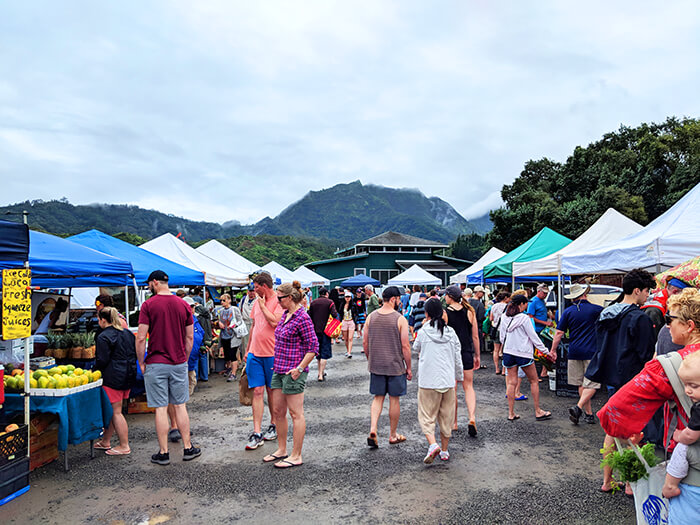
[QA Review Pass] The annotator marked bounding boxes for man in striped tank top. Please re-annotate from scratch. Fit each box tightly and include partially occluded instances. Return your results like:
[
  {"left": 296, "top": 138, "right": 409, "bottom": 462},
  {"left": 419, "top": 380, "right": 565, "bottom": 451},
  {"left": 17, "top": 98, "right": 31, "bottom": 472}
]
[{"left": 363, "top": 286, "right": 412, "bottom": 448}]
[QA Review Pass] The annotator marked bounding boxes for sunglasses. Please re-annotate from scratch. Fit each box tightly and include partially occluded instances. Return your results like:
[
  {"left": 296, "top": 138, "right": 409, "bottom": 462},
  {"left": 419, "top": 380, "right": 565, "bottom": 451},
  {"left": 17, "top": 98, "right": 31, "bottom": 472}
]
[
  {"left": 277, "top": 295, "right": 290, "bottom": 301},
  {"left": 665, "top": 314, "right": 679, "bottom": 325}
]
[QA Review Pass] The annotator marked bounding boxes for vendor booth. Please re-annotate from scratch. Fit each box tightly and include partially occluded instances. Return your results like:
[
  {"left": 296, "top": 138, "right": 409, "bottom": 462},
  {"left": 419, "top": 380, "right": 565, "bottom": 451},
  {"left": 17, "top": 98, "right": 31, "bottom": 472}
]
[
  {"left": 261, "top": 261, "right": 298, "bottom": 285},
  {"left": 561, "top": 182, "right": 700, "bottom": 274},
  {"left": 450, "top": 247, "right": 506, "bottom": 285},
  {"left": 340, "top": 274, "right": 380, "bottom": 288},
  {"left": 140, "top": 233, "right": 248, "bottom": 286},
  {"left": 293, "top": 265, "right": 330, "bottom": 287},
  {"left": 388, "top": 264, "right": 441, "bottom": 286},
  {"left": 195, "top": 240, "right": 260, "bottom": 275}
]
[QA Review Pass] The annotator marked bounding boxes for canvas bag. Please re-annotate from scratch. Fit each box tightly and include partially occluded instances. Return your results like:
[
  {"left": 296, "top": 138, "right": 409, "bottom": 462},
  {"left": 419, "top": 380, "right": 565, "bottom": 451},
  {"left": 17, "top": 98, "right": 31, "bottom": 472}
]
[
  {"left": 324, "top": 315, "right": 341, "bottom": 338},
  {"left": 239, "top": 365, "right": 254, "bottom": 406}
]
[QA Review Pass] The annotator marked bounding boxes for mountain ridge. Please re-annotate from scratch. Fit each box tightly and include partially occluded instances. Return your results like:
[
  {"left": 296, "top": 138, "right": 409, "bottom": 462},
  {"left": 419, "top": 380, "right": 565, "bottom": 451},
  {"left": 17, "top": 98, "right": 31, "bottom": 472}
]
[{"left": 1, "top": 182, "right": 491, "bottom": 244}]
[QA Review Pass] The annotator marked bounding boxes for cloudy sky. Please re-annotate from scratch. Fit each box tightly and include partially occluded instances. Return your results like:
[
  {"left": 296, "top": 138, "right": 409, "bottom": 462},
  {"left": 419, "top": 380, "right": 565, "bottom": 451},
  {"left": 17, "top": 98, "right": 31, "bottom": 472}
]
[{"left": 1, "top": 1, "right": 698, "bottom": 224}]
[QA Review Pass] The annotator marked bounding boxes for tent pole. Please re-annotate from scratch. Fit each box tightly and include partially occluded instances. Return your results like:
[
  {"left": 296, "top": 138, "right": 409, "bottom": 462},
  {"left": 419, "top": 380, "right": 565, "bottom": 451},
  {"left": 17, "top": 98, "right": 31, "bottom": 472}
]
[
  {"left": 133, "top": 277, "right": 142, "bottom": 307},
  {"left": 124, "top": 282, "right": 130, "bottom": 328},
  {"left": 557, "top": 254, "right": 563, "bottom": 323}
]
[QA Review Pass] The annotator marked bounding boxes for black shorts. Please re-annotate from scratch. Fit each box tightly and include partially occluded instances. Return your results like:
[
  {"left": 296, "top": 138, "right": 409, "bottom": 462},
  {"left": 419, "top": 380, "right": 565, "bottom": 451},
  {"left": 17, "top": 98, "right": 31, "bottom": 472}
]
[
  {"left": 221, "top": 338, "right": 239, "bottom": 361},
  {"left": 461, "top": 350, "right": 474, "bottom": 371}
]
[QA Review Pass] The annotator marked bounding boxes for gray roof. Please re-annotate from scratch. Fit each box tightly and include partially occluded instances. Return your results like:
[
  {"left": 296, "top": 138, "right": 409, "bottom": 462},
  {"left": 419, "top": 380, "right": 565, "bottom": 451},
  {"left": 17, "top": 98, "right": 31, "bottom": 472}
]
[{"left": 356, "top": 231, "right": 448, "bottom": 248}]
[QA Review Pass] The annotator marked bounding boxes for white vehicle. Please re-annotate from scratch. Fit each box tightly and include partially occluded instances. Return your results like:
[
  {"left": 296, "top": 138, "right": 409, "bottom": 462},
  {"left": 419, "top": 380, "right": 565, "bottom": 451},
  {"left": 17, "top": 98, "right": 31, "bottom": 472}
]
[{"left": 545, "top": 284, "right": 622, "bottom": 309}]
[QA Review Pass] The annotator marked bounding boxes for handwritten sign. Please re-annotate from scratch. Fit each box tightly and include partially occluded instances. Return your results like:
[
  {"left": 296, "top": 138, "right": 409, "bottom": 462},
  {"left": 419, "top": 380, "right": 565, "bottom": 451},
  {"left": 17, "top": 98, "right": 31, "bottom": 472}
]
[{"left": 2, "top": 269, "right": 32, "bottom": 340}]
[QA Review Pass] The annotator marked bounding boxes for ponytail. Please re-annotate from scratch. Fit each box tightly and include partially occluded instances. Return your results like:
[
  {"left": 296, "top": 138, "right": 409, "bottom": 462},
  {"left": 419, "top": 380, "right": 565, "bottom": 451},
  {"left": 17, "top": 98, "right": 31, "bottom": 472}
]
[{"left": 98, "top": 306, "right": 123, "bottom": 331}]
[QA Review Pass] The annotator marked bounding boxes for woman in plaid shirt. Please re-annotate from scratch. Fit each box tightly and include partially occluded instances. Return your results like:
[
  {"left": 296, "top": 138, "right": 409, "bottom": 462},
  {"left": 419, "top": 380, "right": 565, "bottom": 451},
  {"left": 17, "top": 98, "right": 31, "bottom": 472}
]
[{"left": 263, "top": 280, "right": 318, "bottom": 468}]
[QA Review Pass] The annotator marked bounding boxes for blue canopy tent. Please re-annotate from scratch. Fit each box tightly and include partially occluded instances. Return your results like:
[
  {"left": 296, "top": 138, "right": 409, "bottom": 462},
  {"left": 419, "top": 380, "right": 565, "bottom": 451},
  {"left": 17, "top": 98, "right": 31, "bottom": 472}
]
[
  {"left": 0, "top": 230, "right": 134, "bottom": 289},
  {"left": 340, "top": 273, "right": 380, "bottom": 287},
  {"left": 0, "top": 219, "right": 29, "bottom": 262},
  {"left": 67, "top": 230, "right": 205, "bottom": 286}
]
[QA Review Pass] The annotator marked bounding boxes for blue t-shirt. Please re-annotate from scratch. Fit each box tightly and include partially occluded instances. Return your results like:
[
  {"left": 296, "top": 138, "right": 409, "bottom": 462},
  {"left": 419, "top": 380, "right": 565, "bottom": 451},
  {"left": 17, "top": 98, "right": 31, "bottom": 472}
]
[
  {"left": 527, "top": 296, "right": 548, "bottom": 333},
  {"left": 557, "top": 300, "right": 603, "bottom": 360}
]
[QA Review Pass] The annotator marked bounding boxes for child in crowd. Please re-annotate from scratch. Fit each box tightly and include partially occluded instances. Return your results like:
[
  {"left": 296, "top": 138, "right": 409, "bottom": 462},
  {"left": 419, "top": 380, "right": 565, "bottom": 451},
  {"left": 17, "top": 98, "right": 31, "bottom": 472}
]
[
  {"left": 662, "top": 350, "right": 700, "bottom": 502},
  {"left": 413, "top": 298, "right": 463, "bottom": 464}
]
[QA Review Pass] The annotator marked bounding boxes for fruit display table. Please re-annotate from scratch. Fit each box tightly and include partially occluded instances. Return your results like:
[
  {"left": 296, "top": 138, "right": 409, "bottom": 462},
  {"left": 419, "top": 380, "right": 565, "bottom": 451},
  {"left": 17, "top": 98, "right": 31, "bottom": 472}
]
[{"left": 4, "top": 388, "right": 112, "bottom": 471}]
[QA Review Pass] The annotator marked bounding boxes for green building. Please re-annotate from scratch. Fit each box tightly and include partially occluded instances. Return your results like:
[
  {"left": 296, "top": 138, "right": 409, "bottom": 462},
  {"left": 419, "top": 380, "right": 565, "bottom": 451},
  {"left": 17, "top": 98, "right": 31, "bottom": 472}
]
[{"left": 306, "top": 231, "right": 471, "bottom": 286}]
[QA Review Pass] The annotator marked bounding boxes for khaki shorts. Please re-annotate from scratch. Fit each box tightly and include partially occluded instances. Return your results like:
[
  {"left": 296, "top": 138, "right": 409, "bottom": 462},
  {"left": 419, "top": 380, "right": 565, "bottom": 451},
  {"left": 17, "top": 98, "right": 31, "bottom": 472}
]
[
  {"left": 270, "top": 371, "right": 307, "bottom": 395},
  {"left": 567, "top": 359, "right": 600, "bottom": 389},
  {"left": 417, "top": 387, "right": 456, "bottom": 438}
]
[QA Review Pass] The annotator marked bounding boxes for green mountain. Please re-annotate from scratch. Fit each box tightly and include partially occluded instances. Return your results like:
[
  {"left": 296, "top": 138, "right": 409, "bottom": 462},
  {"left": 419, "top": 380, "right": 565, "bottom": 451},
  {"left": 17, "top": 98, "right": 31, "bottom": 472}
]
[
  {"left": 1, "top": 182, "right": 490, "bottom": 245},
  {"left": 249, "top": 181, "right": 489, "bottom": 243}
]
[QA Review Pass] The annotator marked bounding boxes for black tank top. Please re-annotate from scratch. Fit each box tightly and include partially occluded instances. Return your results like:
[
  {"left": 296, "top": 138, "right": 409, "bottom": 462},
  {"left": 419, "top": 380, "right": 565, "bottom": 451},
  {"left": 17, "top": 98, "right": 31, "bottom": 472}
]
[{"left": 446, "top": 306, "right": 472, "bottom": 353}]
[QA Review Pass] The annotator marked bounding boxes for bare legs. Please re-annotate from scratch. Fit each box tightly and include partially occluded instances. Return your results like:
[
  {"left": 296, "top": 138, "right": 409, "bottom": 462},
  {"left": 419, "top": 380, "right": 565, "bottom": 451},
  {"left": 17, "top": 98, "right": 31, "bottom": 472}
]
[
  {"left": 369, "top": 395, "right": 402, "bottom": 442},
  {"left": 343, "top": 326, "right": 355, "bottom": 356},
  {"left": 269, "top": 390, "right": 306, "bottom": 465},
  {"left": 454, "top": 369, "right": 476, "bottom": 428},
  {"left": 317, "top": 358, "right": 327, "bottom": 380},
  {"left": 252, "top": 385, "right": 275, "bottom": 434},
  {"left": 505, "top": 364, "right": 547, "bottom": 418},
  {"left": 576, "top": 386, "right": 597, "bottom": 415},
  {"left": 98, "top": 400, "right": 130, "bottom": 452},
  {"left": 493, "top": 343, "right": 502, "bottom": 374}
]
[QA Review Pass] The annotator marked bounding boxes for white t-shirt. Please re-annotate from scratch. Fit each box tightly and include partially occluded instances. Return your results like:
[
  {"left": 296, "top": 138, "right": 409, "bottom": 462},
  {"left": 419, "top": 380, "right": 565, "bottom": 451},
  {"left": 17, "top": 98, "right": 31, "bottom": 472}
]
[{"left": 410, "top": 292, "right": 422, "bottom": 307}]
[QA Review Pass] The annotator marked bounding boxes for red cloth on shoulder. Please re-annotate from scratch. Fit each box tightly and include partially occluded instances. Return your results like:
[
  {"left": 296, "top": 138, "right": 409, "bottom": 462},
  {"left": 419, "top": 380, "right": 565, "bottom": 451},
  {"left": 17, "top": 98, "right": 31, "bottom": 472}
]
[{"left": 597, "top": 343, "right": 700, "bottom": 439}]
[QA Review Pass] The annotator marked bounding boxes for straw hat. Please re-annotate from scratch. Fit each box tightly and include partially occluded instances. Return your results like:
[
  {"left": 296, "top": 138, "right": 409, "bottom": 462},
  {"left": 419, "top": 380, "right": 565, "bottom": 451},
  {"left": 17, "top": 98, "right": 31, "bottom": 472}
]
[{"left": 564, "top": 283, "right": 590, "bottom": 300}]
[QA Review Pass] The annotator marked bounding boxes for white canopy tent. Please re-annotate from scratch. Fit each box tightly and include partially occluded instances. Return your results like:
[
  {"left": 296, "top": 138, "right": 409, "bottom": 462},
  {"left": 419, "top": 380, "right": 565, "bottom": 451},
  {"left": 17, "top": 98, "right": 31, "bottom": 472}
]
[
  {"left": 140, "top": 234, "right": 249, "bottom": 286},
  {"left": 195, "top": 239, "right": 260, "bottom": 274},
  {"left": 388, "top": 264, "right": 441, "bottom": 286},
  {"left": 562, "top": 183, "right": 700, "bottom": 274},
  {"left": 450, "top": 247, "right": 507, "bottom": 284},
  {"left": 293, "top": 265, "right": 330, "bottom": 287},
  {"left": 261, "top": 261, "right": 298, "bottom": 285},
  {"left": 512, "top": 209, "right": 643, "bottom": 277}
]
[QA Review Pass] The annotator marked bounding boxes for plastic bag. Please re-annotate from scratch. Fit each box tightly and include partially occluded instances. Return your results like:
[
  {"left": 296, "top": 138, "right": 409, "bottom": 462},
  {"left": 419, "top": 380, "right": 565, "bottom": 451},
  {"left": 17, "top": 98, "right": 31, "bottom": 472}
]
[{"left": 628, "top": 442, "right": 669, "bottom": 525}]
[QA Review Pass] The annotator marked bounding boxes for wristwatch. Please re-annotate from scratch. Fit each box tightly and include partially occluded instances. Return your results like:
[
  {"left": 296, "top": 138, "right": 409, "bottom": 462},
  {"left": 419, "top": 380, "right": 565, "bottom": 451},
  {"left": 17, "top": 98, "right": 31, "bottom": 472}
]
[{"left": 296, "top": 366, "right": 304, "bottom": 373}]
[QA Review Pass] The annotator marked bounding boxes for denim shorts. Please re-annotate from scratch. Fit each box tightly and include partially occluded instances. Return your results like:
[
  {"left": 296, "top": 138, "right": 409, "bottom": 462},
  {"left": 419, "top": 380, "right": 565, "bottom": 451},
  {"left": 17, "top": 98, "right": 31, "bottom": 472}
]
[
  {"left": 144, "top": 362, "right": 189, "bottom": 408},
  {"left": 316, "top": 333, "right": 332, "bottom": 360},
  {"left": 369, "top": 373, "right": 407, "bottom": 397},
  {"left": 246, "top": 354, "right": 274, "bottom": 388},
  {"left": 502, "top": 354, "right": 534, "bottom": 369}
]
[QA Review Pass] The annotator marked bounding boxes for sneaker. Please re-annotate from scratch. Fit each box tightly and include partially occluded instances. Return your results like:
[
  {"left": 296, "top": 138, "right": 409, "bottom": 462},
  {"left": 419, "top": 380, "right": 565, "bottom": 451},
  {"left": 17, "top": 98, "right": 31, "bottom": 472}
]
[
  {"left": 346, "top": 353, "right": 352, "bottom": 359},
  {"left": 245, "top": 433, "right": 264, "bottom": 450},
  {"left": 584, "top": 413, "right": 596, "bottom": 425},
  {"left": 423, "top": 443, "right": 441, "bottom": 464},
  {"left": 183, "top": 446, "right": 201, "bottom": 461},
  {"left": 262, "top": 424, "right": 277, "bottom": 441},
  {"left": 226, "top": 373, "right": 236, "bottom": 382},
  {"left": 569, "top": 405, "right": 583, "bottom": 425},
  {"left": 168, "top": 429, "right": 181, "bottom": 443},
  {"left": 151, "top": 451, "right": 170, "bottom": 465},
  {"left": 439, "top": 450, "right": 450, "bottom": 461}
]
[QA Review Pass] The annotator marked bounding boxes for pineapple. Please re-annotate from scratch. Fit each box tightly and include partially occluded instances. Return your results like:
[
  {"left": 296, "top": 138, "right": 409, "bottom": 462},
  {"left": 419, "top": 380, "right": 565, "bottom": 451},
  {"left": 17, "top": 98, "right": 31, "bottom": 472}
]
[
  {"left": 82, "top": 332, "right": 96, "bottom": 359},
  {"left": 70, "top": 333, "right": 84, "bottom": 360},
  {"left": 44, "top": 333, "right": 57, "bottom": 357}
]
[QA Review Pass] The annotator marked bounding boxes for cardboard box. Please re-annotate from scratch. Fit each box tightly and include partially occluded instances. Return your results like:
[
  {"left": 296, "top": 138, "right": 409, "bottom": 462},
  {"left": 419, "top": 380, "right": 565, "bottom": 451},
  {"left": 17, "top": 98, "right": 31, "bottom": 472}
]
[
  {"left": 30, "top": 428, "right": 58, "bottom": 451},
  {"left": 29, "top": 414, "right": 57, "bottom": 436},
  {"left": 126, "top": 401, "right": 155, "bottom": 414},
  {"left": 30, "top": 444, "right": 58, "bottom": 471}
]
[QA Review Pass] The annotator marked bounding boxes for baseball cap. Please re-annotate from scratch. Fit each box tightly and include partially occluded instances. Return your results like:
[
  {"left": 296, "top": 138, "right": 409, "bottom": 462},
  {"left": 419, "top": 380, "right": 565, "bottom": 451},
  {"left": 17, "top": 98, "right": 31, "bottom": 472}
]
[
  {"left": 473, "top": 285, "right": 485, "bottom": 293},
  {"left": 247, "top": 283, "right": 255, "bottom": 291},
  {"left": 147, "top": 270, "right": 169, "bottom": 282},
  {"left": 382, "top": 286, "right": 402, "bottom": 301},
  {"left": 445, "top": 285, "right": 463, "bottom": 302},
  {"left": 344, "top": 291, "right": 353, "bottom": 297},
  {"left": 182, "top": 296, "right": 196, "bottom": 306}
]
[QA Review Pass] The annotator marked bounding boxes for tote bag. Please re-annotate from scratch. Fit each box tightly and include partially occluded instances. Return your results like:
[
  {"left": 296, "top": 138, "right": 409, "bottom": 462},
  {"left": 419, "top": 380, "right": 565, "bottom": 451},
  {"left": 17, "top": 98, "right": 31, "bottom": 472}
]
[{"left": 324, "top": 316, "right": 342, "bottom": 338}]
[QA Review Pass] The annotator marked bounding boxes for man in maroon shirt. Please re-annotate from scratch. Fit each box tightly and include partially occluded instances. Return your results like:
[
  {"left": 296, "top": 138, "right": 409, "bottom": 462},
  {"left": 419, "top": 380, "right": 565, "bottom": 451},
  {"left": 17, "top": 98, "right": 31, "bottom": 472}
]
[
  {"left": 308, "top": 288, "right": 338, "bottom": 381},
  {"left": 136, "top": 270, "right": 201, "bottom": 465}
]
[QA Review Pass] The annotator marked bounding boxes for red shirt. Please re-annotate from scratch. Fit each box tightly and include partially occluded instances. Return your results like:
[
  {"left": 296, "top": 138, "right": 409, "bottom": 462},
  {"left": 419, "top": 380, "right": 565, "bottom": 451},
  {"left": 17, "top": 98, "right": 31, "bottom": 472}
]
[
  {"left": 598, "top": 343, "right": 700, "bottom": 439},
  {"left": 138, "top": 295, "right": 193, "bottom": 365}
]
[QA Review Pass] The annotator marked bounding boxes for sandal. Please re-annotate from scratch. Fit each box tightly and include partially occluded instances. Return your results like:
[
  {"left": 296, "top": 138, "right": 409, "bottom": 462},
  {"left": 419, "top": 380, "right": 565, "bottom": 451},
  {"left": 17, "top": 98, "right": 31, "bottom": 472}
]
[
  {"left": 274, "top": 459, "right": 302, "bottom": 468},
  {"left": 263, "top": 453, "right": 289, "bottom": 463},
  {"left": 94, "top": 442, "right": 111, "bottom": 450},
  {"left": 105, "top": 448, "right": 130, "bottom": 456},
  {"left": 389, "top": 434, "right": 407, "bottom": 445},
  {"left": 507, "top": 415, "right": 520, "bottom": 421},
  {"left": 535, "top": 411, "right": 553, "bottom": 421},
  {"left": 367, "top": 432, "right": 379, "bottom": 449}
]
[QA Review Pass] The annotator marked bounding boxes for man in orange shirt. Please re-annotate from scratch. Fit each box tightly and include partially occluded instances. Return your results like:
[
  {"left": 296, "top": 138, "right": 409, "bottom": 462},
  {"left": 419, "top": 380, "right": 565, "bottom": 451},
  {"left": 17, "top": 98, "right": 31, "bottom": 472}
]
[{"left": 244, "top": 271, "right": 284, "bottom": 450}]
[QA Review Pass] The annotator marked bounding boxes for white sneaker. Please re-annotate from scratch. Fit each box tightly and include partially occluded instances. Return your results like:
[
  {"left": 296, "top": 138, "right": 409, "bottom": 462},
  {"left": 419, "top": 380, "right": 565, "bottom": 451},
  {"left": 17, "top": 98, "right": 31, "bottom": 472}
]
[
  {"left": 423, "top": 443, "right": 441, "bottom": 464},
  {"left": 439, "top": 450, "right": 450, "bottom": 461}
]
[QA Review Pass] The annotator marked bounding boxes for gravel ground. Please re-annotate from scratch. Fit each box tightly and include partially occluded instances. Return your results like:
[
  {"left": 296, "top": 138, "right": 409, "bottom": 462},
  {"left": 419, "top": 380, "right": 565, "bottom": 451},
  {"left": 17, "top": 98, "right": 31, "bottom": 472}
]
[{"left": 2, "top": 339, "right": 636, "bottom": 524}]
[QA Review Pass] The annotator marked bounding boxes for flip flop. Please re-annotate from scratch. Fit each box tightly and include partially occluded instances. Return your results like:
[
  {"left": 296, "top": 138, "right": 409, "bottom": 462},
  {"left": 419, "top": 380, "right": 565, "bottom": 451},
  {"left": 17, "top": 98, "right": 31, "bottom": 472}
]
[
  {"left": 263, "top": 453, "right": 288, "bottom": 463},
  {"left": 105, "top": 448, "right": 130, "bottom": 455},
  {"left": 389, "top": 434, "right": 407, "bottom": 445},
  {"left": 516, "top": 395, "right": 528, "bottom": 401},
  {"left": 508, "top": 415, "right": 520, "bottom": 421},
  {"left": 535, "top": 412, "right": 553, "bottom": 421},
  {"left": 93, "top": 442, "right": 111, "bottom": 450},
  {"left": 367, "top": 432, "right": 379, "bottom": 449},
  {"left": 274, "top": 459, "right": 302, "bottom": 469}
]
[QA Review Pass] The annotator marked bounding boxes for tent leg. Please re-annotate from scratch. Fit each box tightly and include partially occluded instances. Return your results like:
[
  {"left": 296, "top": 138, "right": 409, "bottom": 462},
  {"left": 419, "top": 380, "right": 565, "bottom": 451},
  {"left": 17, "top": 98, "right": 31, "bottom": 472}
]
[{"left": 124, "top": 283, "right": 130, "bottom": 327}]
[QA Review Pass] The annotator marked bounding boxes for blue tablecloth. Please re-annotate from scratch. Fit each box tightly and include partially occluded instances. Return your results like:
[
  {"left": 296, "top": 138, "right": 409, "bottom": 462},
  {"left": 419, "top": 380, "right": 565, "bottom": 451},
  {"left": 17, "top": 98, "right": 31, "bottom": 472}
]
[{"left": 4, "top": 388, "right": 113, "bottom": 451}]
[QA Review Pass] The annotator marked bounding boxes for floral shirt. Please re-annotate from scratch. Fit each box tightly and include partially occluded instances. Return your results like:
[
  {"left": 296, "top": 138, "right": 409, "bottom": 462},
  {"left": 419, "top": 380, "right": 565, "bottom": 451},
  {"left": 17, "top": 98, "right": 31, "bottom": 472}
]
[
  {"left": 273, "top": 307, "right": 318, "bottom": 374},
  {"left": 598, "top": 343, "right": 700, "bottom": 439}
]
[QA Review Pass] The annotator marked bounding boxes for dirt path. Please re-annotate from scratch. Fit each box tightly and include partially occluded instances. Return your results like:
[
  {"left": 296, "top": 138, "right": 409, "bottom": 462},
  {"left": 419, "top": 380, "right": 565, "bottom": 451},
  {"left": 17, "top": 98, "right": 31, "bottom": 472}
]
[{"left": 2, "top": 339, "right": 636, "bottom": 524}]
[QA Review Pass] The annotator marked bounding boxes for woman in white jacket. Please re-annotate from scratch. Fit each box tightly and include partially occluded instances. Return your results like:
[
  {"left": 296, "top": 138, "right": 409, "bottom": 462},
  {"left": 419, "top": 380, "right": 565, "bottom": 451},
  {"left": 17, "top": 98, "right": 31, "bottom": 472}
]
[
  {"left": 414, "top": 298, "right": 464, "bottom": 464},
  {"left": 499, "top": 294, "right": 552, "bottom": 422}
]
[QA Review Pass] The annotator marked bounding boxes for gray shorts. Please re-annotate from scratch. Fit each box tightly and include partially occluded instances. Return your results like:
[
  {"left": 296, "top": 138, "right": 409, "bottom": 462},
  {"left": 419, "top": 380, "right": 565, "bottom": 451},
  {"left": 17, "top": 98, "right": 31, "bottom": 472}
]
[{"left": 144, "top": 362, "right": 189, "bottom": 408}]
